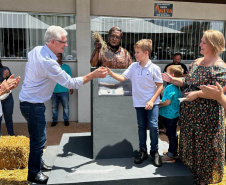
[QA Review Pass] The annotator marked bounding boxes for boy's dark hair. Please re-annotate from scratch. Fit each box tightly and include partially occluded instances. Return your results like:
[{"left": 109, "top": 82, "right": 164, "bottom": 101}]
[
  {"left": 167, "top": 65, "right": 183, "bottom": 77},
  {"left": 173, "top": 52, "right": 182, "bottom": 58},
  {"left": 134, "top": 39, "right": 152, "bottom": 55},
  {"left": 108, "top": 27, "right": 123, "bottom": 38}
]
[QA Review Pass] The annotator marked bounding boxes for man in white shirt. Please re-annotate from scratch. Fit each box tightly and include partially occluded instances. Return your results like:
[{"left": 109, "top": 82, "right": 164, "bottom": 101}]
[{"left": 19, "top": 25, "right": 107, "bottom": 184}]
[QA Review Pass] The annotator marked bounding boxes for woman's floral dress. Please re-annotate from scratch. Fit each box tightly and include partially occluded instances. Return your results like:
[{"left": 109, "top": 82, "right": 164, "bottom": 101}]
[{"left": 179, "top": 61, "right": 226, "bottom": 184}]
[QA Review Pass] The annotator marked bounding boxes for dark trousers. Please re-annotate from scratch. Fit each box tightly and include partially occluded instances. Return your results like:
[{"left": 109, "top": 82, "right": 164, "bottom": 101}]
[
  {"left": 0, "top": 93, "right": 14, "bottom": 135},
  {"left": 135, "top": 105, "right": 159, "bottom": 152},
  {"left": 20, "top": 101, "right": 46, "bottom": 175},
  {"left": 162, "top": 116, "right": 179, "bottom": 157}
]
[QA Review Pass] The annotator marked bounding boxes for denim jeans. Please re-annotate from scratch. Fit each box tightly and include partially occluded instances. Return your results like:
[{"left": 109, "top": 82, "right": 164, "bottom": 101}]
[
  {"left": 162, "top": 116, "right": 179, "bottom": 158},
  {"left": 20, "top": 101, "right": 46, "bottom": 175},
  {"left": 0, "top": 93, "right": 14, "bottom": 135},
  {"left": 135, "top": 105, "right": 159, "bottom": 152},
  {"left": 51, "top": 92, "right": 69, "bottom": 122}
]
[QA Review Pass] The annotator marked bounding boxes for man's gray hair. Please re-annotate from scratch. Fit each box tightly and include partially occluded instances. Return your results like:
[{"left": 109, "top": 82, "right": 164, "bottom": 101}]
[{"left": 45, "top": 25, "right": 68, "bottom": 43}]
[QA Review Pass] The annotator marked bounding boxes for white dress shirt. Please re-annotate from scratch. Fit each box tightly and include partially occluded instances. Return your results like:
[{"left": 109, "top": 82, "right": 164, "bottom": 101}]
[{"left": 19, "top": 45, "right": 83, "bottom": 103}]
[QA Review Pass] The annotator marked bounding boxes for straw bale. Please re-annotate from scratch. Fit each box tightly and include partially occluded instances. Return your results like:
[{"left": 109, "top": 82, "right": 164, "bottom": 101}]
[
  {"left": 0, "top": 168, "right": 28, "bottom": 185},
  {"left": 0, "top": 136, "right": 29, "bottom": 170}
]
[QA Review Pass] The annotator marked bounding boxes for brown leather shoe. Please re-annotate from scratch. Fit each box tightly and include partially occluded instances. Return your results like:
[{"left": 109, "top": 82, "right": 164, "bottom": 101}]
[{"left": 161, "top": 155, "right": 175, "bottom": 163}]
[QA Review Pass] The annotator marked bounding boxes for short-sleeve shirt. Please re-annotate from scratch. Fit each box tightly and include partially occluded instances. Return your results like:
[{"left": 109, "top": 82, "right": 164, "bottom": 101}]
[
  {"left": 53, "top": 63, "right": 72, "bottom": 93},
  {"left": 123, "top": 60, "right": 163, "bottom": 107},
  {"left": 159, "top": 84, "right": 182, "bottom": 119}
]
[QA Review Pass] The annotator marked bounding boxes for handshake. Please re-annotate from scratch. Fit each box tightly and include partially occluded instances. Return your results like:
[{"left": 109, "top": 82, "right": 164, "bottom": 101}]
[
  {"left": 83, "top": 66, "right": 119, "bottom": 85},
  {"left": 0, "top": 74, "right": 21, "bottom": 96},
  {"left": 92, "top": 66, "right": 113, "bottom": 79}
]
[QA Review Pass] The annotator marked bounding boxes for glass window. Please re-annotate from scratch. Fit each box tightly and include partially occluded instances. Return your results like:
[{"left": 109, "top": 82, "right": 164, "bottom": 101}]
[
  {"left": 91, "top": 16, "right": 225, "bottom": 61},
  {"left": 0, "top": 12, "right": 76, "bottom": 60}
]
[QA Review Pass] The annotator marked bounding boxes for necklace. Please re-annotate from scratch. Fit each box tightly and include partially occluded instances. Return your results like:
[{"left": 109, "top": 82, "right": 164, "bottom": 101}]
[{"left": 201, "top": 57, "right": 219, "bottom": 66}]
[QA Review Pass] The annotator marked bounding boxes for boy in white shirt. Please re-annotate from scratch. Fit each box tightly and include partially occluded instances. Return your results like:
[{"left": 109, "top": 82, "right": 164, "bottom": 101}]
[{"left": 107, "top": 39, "right": 163, "bottom": 167}]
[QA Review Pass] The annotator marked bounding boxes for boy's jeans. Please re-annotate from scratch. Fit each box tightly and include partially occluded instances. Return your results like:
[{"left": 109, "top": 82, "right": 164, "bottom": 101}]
[
  {"left": 20, "top": 101, "right": 46, "bottom": 175},
  {"left": 162, "top": 116, "right": 179, "bottom": 158},
  {"left": 135, "top": 105, "right": 159, "bottom": 152},
  {"left": 51, "top": 92, "right": 69, "bottom": 122}
]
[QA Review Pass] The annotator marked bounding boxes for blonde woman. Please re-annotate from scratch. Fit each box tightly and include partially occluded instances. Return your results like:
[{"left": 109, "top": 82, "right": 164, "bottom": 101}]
[{"left": 162, "top": 30, "right": 226, "bottom": 185}]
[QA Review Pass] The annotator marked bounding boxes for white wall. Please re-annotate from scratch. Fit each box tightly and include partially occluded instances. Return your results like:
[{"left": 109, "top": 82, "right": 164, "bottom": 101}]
[
  {"left": 0, "top": 0, "right": 76, "bottom": 14},
  {"left": 90, "top": 0, "right": 226, "bottom": 21},
  {"left": 0, "top": 0, "right": 226, "bottom": 21}
]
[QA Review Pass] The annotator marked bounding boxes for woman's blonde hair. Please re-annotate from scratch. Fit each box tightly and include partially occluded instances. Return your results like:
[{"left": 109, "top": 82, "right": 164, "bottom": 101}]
[
  {"left": 134, "top": 39, "right": 152, "bottom": 55},
  {"left": 203, "top": 30, "right": 225, "bottom": 55}
]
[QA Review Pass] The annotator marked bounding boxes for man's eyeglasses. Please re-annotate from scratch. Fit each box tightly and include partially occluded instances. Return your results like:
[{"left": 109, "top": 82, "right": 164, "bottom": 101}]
[
  {"left": 56, "top": 40, "right": 67, "bottom": 44},
  {"left": 109, "top": 35, "right": 121, "bottom": 41}
]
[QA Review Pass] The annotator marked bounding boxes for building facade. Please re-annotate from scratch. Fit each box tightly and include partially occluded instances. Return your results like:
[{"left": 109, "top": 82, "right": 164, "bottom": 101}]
[{"left": 0, "top": 0, "right": 225, "bottom": 123}]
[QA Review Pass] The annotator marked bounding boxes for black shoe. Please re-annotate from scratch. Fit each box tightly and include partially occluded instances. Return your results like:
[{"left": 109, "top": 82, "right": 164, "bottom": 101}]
[
  {"left": 150, "top": 150, "right": 162, "bottom": 167},
  {"left": 64, "top": 121, "right": 69, "bottom": 126},
  {"left": 51, "top": 121, "right": 58, "bottom": 127},
  {"left": 27, "top": 172, "right": 48, "bottom": 184},
  {"left": 41, "top": 161, "right": 52, "bottom": 171},
  {"left": 134, "top": 149, "right": 148, "bottom": 164}
]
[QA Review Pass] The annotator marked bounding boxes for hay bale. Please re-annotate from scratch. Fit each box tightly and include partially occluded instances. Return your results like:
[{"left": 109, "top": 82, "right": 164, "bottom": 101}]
[
  {"left": 0, "top": 168, "right": 28, "bottom": 185},
  {"left": 0, "top": 136, "right": 29, "bottom": 170}
]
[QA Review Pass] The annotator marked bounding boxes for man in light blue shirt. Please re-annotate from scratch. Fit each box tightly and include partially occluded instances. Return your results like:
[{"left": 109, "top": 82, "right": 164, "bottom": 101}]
[
  {"left": 19, "top": 25, "right": 107, "bottom": 184},
  {"left": 51, "top": 53, "right": 73, "bottom": 127}
]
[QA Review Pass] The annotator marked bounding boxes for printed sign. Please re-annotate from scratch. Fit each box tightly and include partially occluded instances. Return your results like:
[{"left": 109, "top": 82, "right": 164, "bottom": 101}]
[
  {"left": 98, "top": 74, "right": 132, "bottom": 96},
  {"left": 154, "top": 3, "right": 173, "bottom": 17}
]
